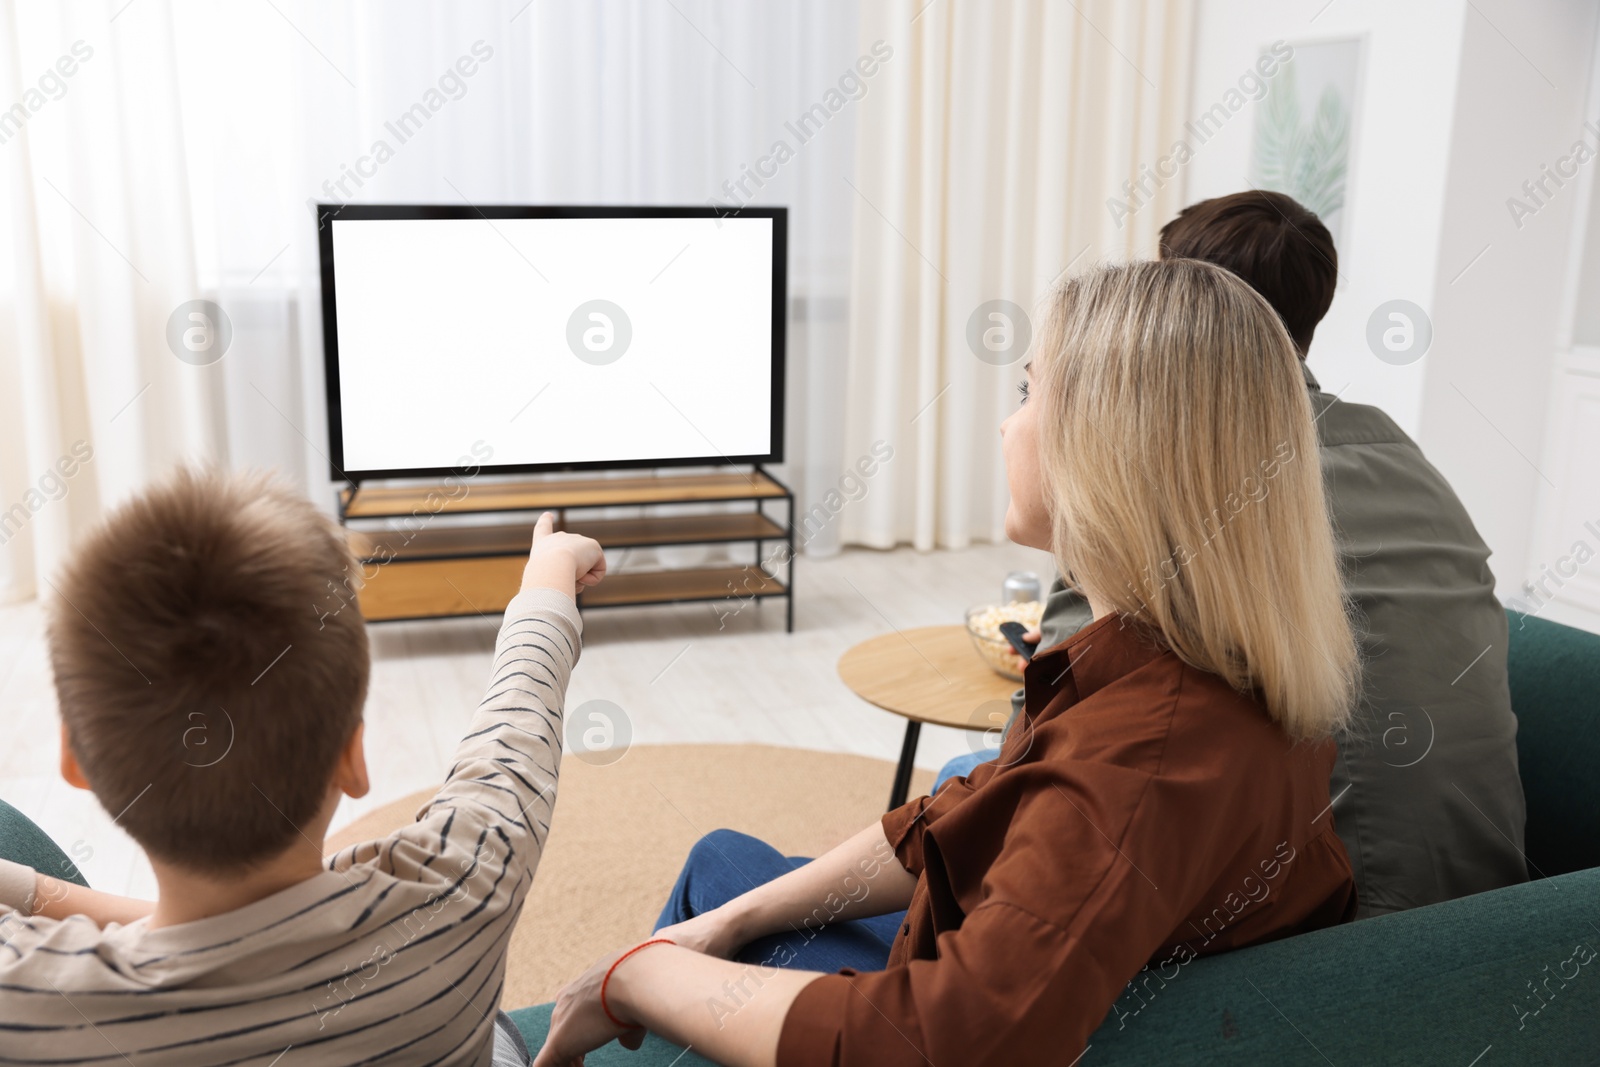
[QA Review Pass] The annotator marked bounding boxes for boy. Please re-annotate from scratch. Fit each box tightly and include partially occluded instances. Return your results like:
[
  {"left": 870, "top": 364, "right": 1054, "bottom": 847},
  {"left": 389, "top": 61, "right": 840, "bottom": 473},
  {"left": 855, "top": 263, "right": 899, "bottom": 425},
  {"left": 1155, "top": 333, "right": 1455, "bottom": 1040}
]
[{"left": 0, "top": 468, "right": 604, "bottom": 1064}]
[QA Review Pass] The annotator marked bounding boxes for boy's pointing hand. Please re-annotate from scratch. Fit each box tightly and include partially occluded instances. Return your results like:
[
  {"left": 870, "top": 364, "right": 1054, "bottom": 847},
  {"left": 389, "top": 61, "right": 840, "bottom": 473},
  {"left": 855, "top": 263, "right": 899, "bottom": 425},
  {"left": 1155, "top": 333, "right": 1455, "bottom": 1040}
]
[{"left": 520, "top": 511, "right": 606, "bottom": 599}]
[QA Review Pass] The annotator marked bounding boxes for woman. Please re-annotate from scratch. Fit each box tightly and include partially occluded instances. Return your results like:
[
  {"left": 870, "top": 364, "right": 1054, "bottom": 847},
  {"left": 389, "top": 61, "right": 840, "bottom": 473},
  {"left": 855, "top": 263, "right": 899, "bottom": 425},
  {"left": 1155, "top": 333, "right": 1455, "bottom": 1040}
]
[{"left": 533, "top": 259, "right": 1361, "bottom": 1067}]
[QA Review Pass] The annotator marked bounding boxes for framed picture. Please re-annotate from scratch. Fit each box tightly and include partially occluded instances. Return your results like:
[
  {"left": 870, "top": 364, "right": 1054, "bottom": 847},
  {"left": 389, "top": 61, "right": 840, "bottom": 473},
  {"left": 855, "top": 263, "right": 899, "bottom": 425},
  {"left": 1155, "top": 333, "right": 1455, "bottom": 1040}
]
[{"left": 1250, "top": 36, "right": 1365, "bottom": 252}]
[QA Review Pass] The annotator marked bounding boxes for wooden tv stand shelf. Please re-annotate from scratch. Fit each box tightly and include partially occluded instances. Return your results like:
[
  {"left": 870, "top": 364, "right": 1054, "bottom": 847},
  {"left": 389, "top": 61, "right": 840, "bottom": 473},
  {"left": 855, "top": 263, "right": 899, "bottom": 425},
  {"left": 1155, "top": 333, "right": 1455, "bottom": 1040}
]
[{"left": 338, "top": 469, "right": 795, "bottom": 629}]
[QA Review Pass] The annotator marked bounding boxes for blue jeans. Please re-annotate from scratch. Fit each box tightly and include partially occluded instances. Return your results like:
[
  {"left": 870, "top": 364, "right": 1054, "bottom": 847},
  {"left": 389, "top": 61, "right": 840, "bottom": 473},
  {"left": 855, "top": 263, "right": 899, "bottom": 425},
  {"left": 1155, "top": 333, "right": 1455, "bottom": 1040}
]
[
  {"left": 654, "top": 829, "right": 903, "bottom": 973},
  {"left": 933, "top": 747, "right": 1002, "bottom": 792}
]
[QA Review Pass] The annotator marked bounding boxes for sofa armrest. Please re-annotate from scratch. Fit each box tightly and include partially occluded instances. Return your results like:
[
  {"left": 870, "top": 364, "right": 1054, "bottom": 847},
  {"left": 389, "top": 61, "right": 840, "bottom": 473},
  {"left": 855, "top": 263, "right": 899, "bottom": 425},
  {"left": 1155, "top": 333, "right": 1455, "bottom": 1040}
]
[
  {"left": 1085, "top": 866, "right": 1600, "bottom": 1064},
  {"left": 0, "top": 798, "right": 88, "bottom": 890}
]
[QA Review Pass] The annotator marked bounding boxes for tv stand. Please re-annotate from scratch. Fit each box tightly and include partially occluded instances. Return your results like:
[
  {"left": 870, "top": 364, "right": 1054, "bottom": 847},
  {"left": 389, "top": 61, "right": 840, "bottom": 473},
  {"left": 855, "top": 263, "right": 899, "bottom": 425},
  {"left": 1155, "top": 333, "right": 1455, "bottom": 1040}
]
[{"left": 337, "top": 468, "right": 795, "bottom": 630}]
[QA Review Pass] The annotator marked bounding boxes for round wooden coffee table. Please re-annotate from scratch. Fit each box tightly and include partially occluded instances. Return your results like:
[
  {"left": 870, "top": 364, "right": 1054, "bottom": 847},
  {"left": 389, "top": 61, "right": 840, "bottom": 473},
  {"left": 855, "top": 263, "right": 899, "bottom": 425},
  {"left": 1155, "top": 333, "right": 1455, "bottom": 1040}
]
[{"left": 838, "top": 625, "right": 1022, "bottom": 810}]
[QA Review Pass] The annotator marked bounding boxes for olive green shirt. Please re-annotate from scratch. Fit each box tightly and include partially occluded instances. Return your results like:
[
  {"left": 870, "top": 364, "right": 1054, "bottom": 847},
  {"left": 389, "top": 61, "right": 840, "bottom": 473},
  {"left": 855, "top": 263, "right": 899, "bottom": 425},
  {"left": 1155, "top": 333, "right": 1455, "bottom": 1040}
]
[{"left": 1037, "top": 363, "right": 1528, "bottom": 916}]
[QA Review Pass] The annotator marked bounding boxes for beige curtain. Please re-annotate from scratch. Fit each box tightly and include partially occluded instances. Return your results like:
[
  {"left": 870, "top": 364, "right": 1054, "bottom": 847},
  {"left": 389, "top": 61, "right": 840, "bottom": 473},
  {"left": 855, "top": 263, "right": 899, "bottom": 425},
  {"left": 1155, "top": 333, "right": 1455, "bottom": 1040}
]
[
  {"left": 840, "top": 0, "right": 1194, "bottom": 551},
  {"left": 0, "top": 0, "right": 870, "bottom": 604},
  {"left": 0, "top": 0, "right": 225, "bottom": 604}
]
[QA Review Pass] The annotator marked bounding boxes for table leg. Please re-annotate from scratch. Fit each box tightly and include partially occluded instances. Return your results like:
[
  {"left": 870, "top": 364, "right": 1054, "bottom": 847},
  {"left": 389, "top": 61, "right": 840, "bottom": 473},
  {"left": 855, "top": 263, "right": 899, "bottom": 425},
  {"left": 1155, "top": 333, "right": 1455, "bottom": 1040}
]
[{"left": 888, "top": 720, "right": 921, "bottom": 811}]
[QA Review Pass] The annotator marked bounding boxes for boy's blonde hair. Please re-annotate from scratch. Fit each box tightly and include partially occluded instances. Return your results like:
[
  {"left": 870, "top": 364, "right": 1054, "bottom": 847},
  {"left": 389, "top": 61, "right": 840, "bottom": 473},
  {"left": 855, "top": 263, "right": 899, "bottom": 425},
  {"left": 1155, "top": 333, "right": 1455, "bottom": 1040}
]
[
  {"left": 1035, "top": 259, "right": 1358, "bottom": 739},
  {"left": 47, "top": 467, "right": 368, "bottom": 871}
]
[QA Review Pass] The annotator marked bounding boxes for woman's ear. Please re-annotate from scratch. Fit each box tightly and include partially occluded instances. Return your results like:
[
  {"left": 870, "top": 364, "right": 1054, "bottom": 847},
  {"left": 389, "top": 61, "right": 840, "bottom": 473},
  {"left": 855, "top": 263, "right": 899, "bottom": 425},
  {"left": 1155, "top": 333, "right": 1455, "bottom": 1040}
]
[
  {"left": 333, "top": 722, "right": 371, "bottom": 800},
  {"left": 59, "top": 723, "right": 91, "bottom": 791}
]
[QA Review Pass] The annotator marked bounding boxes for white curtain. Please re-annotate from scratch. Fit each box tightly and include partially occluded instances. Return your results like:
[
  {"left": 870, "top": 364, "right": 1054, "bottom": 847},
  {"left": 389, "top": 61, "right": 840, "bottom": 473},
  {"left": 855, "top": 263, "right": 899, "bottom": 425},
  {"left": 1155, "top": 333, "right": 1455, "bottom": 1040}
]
[
  {"left": 0, "top": 0, "right": 865, "bottom": 603},
  {"left": 840, "top": 0, "right": 1195, "bottom": 551}
]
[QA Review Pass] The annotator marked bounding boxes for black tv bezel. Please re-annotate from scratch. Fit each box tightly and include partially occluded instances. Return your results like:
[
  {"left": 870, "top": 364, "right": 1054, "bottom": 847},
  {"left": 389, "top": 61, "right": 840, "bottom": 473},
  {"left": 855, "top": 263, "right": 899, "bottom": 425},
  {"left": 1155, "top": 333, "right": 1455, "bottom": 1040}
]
[{"left": 316, "top": 203, "right": 788, "bottom": 483}]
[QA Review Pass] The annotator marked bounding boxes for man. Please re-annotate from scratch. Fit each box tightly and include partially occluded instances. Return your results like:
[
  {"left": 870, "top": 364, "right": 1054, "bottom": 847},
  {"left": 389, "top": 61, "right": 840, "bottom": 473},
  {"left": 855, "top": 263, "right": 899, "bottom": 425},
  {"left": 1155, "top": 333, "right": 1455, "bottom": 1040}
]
[{"left": 947, "top": 191, "right": 1527, "bottom": 917}]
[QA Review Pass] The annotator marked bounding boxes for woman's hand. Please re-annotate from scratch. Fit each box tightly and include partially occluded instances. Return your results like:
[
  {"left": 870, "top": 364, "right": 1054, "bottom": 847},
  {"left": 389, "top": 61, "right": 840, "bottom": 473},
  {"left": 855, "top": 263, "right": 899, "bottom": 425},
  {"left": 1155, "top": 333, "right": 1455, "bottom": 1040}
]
[
  {"left": 536, "top": 940, "right": 821, "bottom": 1067},
  {"left": 530, "top": 946, "right": 647, "bottom": 1067},
  {"left": 533, "top": 825, "right": 914, "bottom": 1065},
  {"left": 652, "top": 905, "right": 745, "bottom": 959}
]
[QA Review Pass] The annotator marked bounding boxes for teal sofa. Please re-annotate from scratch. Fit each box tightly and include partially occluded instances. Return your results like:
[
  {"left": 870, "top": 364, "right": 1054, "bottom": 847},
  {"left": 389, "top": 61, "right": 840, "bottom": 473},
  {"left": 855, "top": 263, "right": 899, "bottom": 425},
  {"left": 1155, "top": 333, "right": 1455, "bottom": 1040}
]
[
  {"left": 4, "top": 614, "right": 1595, "bottom": 1064},
  {"left": 0, "top": 798, "right": 89, "bottom": 888},
  {"left": 509, "top": 612, "right": 1600, "bottom": 1064}
]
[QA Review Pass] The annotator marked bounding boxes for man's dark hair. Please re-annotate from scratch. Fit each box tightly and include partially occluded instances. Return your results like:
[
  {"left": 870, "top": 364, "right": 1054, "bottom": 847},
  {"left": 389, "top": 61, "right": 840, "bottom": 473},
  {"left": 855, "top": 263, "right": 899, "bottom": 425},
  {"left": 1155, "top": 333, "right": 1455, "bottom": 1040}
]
[
  {"left": 47, "top": 467, "right": 369, "bottom": 873},
  {"left": 1158, "top": 190, "right": 1337, "bottom": 356}
]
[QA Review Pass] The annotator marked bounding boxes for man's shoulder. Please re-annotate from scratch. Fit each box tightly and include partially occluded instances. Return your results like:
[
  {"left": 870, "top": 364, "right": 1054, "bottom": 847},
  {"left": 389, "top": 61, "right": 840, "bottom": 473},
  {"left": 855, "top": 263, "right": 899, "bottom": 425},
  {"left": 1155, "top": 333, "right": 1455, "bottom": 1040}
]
[
  {"left": 1308, "top": 391, "right": 1480, "bottom": 539},
  {"left": 1308, "top": 390, "right": 1417, "bottom": 451}
]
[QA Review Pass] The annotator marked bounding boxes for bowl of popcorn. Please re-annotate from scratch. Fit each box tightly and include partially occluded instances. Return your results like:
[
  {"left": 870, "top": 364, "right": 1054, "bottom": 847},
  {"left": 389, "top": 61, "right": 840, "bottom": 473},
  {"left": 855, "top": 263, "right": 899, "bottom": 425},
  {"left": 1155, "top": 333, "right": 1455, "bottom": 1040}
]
[{"left": 965, "top": 601, "right": 1044, "bottom": 681}]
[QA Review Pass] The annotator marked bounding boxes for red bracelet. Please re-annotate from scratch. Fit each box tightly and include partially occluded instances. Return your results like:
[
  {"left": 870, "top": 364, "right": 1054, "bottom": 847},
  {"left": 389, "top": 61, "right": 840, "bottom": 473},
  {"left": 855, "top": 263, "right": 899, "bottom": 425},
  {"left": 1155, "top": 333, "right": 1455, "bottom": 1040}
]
[{"left": 600, "top": 938, "right": 676, "bottom": 1028}]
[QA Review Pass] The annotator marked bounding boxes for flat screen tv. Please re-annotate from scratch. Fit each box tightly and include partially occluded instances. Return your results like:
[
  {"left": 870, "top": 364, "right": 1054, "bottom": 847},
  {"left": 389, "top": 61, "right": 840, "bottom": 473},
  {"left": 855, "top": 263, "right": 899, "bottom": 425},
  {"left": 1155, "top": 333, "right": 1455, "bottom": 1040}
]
[{"left": 317, "top": 204, "right": 787, "bottom": 481}]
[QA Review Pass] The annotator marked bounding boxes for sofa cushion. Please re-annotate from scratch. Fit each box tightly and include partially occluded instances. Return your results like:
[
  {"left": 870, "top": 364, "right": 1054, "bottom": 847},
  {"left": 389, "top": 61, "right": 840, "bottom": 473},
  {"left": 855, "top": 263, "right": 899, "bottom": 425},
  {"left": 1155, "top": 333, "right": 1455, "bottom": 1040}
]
[
  {"left": 1083, "top": 865, "right": 1600, "bottom": 1064},
  {"left": 1506, "top": 611, "right": 1600, "bottom": 877}
]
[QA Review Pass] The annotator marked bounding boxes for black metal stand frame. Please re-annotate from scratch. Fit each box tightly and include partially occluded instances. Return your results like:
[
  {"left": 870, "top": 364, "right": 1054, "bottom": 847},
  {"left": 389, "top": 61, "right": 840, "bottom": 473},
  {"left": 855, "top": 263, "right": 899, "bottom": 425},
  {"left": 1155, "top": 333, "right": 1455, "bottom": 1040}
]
[{"left": 888, "top": 720, "right": 921, "bottom": 811}]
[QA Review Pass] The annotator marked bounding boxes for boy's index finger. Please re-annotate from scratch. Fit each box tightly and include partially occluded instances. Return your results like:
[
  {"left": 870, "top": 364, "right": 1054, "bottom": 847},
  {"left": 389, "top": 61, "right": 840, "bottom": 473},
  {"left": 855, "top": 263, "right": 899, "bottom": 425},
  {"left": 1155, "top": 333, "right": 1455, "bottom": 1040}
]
[{"left": 533, "top": 511, "right": 555, "bottom": 541}]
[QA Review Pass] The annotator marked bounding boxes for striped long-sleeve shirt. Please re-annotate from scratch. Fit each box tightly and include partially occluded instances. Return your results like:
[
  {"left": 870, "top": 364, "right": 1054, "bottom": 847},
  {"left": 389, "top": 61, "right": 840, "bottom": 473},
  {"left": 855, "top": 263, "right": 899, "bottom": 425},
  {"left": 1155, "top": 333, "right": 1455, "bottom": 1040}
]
[{"left": 0, "top": 589, "right": 578, "bottom": 1066}]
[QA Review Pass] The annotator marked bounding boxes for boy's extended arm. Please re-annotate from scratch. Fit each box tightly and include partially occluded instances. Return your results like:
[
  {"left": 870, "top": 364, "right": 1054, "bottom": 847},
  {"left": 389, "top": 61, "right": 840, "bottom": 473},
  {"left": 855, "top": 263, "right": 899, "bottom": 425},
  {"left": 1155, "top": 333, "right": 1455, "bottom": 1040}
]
[{"left": 326, "top": 513, "right": 604, "bottom": 890}]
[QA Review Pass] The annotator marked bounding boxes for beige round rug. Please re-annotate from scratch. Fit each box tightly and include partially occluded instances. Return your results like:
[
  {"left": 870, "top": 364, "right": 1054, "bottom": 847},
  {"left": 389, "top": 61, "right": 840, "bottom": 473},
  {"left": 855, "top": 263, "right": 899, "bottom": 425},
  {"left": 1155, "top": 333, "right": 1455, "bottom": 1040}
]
[{"left": 326, "top": 744, "right": 934, "bottom": 1008}]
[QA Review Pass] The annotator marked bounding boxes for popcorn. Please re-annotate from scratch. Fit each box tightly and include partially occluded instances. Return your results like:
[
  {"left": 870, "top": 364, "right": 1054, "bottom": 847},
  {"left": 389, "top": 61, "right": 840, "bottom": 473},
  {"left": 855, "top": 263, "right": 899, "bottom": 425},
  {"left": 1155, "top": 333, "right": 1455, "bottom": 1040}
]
[{"left": 965, "top": 601, "right": 1045, "bottom": 680}]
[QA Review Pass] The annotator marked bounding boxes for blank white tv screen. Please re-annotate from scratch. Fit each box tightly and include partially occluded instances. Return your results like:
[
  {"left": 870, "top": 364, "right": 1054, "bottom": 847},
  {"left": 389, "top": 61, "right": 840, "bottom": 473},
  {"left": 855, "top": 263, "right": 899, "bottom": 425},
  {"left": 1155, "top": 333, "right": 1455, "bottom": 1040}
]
[{"left": 322, "top": 209, "right": 783, "bottom": 477}]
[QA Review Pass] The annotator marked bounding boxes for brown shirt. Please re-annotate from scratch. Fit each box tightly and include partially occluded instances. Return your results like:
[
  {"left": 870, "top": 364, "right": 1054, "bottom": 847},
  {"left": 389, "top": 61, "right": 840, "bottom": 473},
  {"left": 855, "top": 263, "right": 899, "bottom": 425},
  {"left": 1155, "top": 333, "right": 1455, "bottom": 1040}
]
[{"left": 778, "top": 613, "right": 1357, "bottom": 1066}]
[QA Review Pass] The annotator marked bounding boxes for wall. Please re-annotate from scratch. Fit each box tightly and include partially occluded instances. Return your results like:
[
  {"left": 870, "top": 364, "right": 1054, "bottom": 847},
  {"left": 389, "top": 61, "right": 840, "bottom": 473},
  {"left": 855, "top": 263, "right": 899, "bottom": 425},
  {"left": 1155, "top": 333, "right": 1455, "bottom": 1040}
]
[
  {"left": 1420, "top": 0, "right": 1600, "bottom": 601},
  {"left": 1186, "top": 0, "right": 1469, "bottom": 435},
  {"left": 1575, "top": 163, "right": 1600, "bottom": 347},
  {"left": 1186, "top": 0, "right": 1599, "bottom": 598},
  {"left": 1527, "top": 8, "right": 1600, "bottom": 635}
]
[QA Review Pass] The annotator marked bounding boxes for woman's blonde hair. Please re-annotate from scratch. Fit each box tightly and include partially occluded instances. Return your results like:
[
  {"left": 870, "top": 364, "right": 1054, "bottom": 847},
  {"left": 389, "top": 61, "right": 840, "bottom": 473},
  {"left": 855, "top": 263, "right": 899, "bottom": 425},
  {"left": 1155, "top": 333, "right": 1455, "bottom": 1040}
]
[{"left": 1033, "top": 259, "right": 1358, "bottom": 740}]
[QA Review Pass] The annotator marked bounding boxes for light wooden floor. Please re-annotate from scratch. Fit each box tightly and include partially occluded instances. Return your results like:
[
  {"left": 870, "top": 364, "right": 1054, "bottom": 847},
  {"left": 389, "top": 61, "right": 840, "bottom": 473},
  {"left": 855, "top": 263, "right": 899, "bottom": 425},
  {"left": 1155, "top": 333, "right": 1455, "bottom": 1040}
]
[{"left": 0, "top": 541, "right": 1052, "bottom": 897}]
